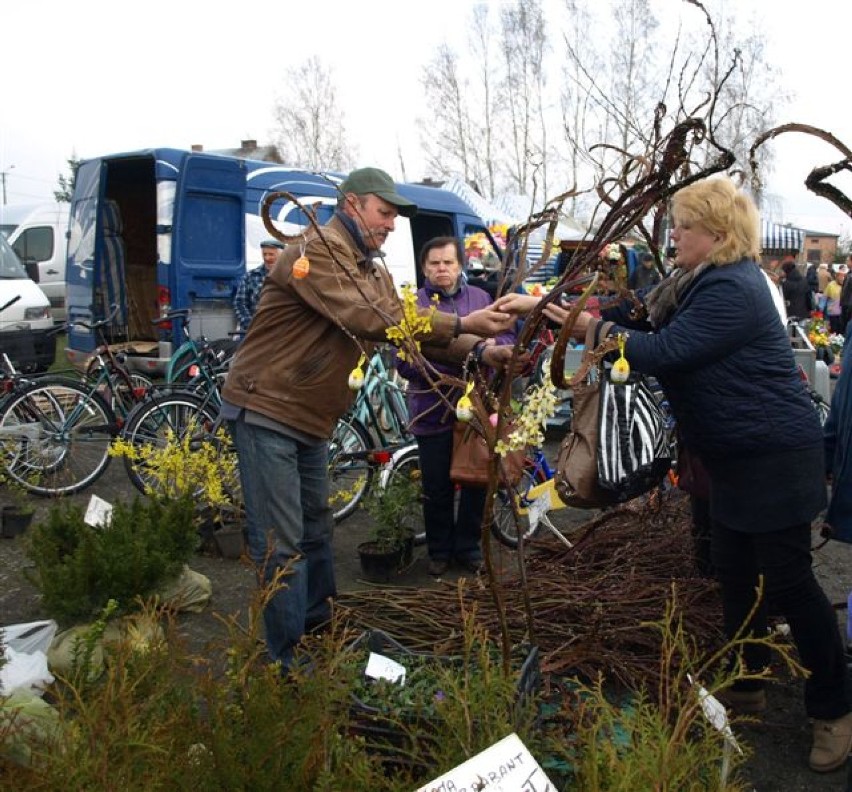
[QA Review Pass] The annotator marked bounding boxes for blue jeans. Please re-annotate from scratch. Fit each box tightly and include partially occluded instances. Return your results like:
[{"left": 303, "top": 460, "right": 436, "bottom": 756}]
[{"left": 230, "top": 416, "right": 336, "bottom": 668}]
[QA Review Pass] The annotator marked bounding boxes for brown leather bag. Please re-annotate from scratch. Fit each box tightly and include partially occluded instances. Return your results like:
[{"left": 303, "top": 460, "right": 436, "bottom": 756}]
[
  {"left": 554, "top": 337, "right": 620, "bottom": 507},
  {"left": 450, "top": 421, "right": 525, "bottom": 488}
]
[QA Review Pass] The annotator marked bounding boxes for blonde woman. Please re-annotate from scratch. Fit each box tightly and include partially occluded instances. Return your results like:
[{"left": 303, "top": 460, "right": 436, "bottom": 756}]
[{"left": 497, "top": 177, "right": 852, "bottom": 774}]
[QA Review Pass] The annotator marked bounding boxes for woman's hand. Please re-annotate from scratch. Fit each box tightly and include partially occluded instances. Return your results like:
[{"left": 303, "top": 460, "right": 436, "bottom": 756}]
[{"left": 491, "top": 293, "right": 540, "bottom": 316}]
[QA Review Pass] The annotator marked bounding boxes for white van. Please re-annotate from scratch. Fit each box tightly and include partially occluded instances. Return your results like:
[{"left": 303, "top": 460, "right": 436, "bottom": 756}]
[
  {"left": 0, "top": 232, "right": 56, "bottom": 371},
  {"left": 4, "top": 203, "right": 69, "bottom": 321}
]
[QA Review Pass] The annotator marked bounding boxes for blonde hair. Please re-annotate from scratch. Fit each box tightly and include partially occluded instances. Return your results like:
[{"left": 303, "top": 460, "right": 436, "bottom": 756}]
[{"left": 671, "top": 177, "right": 761, "bottom": 265}]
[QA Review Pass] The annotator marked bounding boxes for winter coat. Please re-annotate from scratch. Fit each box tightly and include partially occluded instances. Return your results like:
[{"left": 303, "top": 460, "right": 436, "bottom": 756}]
[
  {"left": 222, "top": 214, "right": 473, "bottom": 439},
  {"left": 781, "top": 267, "right": 813, "bottom": 319},
  {"left": 599, "top": 258, "right": 822, "bottom": 462},
  {"left": 395, "top": 281, "right": 514, "bottom": 435}
]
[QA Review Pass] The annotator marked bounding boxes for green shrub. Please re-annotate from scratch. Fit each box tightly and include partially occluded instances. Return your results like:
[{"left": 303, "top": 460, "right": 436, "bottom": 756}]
[{"left": 25, "top": 496, "right": 197, "bottom": 625}]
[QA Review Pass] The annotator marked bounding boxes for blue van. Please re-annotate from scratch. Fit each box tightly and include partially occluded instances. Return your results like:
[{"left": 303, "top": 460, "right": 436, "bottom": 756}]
[{"left": 65, "top": 149, "right": 500, "bottom": 374}]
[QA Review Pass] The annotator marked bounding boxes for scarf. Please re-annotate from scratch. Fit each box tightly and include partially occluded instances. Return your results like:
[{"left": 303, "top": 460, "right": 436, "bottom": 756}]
[{"left": 644, "top": 262, "right": 712, "bottom": 329}]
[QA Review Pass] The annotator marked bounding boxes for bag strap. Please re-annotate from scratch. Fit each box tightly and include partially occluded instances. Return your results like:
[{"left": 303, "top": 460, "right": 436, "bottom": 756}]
[
  {"left": 567, "top": 336, "right": 620, "bottom": 389},
  {"left": 550, "top": 274, "right": 600, "bottom": 389}
]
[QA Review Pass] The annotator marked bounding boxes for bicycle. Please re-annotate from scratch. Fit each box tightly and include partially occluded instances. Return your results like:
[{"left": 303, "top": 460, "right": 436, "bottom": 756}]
[
  {"left": 120, "top": 383, "right": 223, "bottom": 496},
  {"left": 164, "top": 309, "right": 237, "bottom": 401},
  {"left": 0, "top": 352, "right": 118, "bottom": 497},
  {"left": 81, "top": 304, "right": 156, "bottom": 420},
  {"left": 378, "top": 441, "right": 573, "bottom": 550},
  {"left": 329, "top": 347, "right": 414, "bottom": 523}
]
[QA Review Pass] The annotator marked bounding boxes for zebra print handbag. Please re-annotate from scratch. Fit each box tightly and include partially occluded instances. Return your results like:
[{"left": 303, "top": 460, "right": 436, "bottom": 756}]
[
  {"left": 595, "top": 372, "right": 672, "bottom": 502},
  {"left": 555, "top": 339, "right": 671, "bottom": 507}
]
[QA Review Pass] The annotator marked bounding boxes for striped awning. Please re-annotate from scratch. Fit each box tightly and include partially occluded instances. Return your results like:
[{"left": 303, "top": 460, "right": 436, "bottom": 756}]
[{"left": 762, "top": 221, "right": 803, "bottom": 253}]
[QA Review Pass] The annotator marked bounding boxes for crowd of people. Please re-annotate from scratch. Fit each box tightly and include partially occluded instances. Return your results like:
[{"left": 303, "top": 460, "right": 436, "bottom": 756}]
[{"left": 220, "top": 167, "right": 852, "bottom": 776}]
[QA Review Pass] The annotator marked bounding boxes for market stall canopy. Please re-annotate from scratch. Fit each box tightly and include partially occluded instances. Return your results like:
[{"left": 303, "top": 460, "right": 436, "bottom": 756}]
[
  {"left": 439, "top": 177, "right": 522, "bottom": 226},
  {"left": 761, "top": 220, "right": 803, "bottom": 254}
]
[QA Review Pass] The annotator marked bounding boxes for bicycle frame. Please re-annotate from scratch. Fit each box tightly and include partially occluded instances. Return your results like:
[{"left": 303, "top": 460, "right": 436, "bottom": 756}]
[{"left": 347, "top": 349, "right": 411, "bottom": 448}]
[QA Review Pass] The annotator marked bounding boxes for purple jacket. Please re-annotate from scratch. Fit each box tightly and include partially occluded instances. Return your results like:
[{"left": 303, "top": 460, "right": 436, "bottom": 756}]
[{"left": 395, "top": 281, "right": 514, "bottom": 436}]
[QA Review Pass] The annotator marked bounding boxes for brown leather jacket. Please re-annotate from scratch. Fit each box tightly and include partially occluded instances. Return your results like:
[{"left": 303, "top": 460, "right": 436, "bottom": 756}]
[{"left": 222, "top": 215, "right": 472, "bottom": 438}]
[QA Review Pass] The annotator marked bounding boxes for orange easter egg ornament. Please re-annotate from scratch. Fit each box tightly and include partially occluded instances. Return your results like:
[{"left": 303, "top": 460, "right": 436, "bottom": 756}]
[{"left": 293, "top": 256, "right": 310, "bottom": 279}]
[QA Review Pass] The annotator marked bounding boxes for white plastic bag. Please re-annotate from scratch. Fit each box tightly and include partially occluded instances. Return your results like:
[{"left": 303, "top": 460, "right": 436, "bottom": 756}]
[{"left": 0, "top": 620, "right": 57, "bottom": 695}]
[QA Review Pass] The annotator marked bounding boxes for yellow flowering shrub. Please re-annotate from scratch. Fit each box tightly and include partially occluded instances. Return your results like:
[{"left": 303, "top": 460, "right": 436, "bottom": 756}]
[
  {"left": 495, "top": 362, "right": 558, "bottom": 455},
  {"left": 110, "top": 425, "right": 240, "bottom": 519},
  {"left": 385, "top": 284, "right": 436, "bottom": 361}
]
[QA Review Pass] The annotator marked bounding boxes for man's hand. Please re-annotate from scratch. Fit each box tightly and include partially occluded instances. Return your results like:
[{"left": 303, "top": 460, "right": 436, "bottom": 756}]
[
  {"left": 491, "top": 293, "right": 540, "bottom": 316},
  {"left": 481, "top": 345, "right": 513, "bottom": 369},
  {"left": 481, "top": 344, "right": 530, "bottom": 374},
  {"left": 460, "top": 307, "right": 515, "bottom": 336}
]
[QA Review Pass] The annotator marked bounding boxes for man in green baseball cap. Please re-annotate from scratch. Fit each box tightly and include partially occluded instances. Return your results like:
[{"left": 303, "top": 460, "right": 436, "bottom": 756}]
[
  {"left": 339, "top": 166, "right": 417, "bottom": 218},
  {"left": 222, "top": 164, "right": 514, "bottom": 672}
]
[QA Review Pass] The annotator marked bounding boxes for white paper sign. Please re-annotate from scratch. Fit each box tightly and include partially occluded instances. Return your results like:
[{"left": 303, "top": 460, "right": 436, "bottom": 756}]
[
  {"left": 365, "top": 651, "right": 406, "bottom": 684},
  {"left": 84, "top": 495, "right": 113, "bottom": 528},
  {"left": 416, "top": 732, "right": 556, "bottom": 792}
]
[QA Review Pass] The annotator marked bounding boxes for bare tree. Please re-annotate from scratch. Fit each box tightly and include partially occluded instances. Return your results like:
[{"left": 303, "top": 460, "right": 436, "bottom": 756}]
[
  {"left": 499, "top": 0, "right": 548, "bottom": 197},
  {"left": 468, "top": 2, "right": 497, "bottom": 197},
  {"left": 418, "top": 44, "right": 477, "bottom": 183},
  {"left": 695, "top": 12, "right": 787, "bottom": 197},
  {"left": 559, "top": 0, "right": 604, "bottom": 215},
  {"left": 271, "top": 56, "right": 356, "bottom": 171}
]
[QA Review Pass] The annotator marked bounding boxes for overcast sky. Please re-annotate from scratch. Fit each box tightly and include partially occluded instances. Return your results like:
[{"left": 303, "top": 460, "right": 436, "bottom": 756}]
[{"left": 2, "top": 0, "right": 851, "bottom": 237}]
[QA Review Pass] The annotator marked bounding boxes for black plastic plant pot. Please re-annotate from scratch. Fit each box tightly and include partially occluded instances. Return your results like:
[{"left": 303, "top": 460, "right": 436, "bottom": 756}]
[
  {"left": 1, "top": 506, "right": 34, "bottom": 538},
  {"left": 357, "top": 542, "right": 403, "bottom": 583}
]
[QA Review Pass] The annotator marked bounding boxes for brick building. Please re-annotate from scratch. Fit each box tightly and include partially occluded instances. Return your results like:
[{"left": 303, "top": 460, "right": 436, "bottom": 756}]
[{"left": 801, "top": 229, "right": 839, "bottom": 265}]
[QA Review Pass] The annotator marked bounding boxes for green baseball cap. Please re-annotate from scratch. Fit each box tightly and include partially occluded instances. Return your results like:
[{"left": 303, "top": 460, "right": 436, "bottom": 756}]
[{"left": 339, "top": 167, "right": 417, "bottom": 218}]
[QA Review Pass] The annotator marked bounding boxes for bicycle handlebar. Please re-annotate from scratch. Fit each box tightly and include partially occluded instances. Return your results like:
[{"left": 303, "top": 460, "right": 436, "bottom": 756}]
[{"left": 71, "top": 303, "right": 122, "bottom": 332}]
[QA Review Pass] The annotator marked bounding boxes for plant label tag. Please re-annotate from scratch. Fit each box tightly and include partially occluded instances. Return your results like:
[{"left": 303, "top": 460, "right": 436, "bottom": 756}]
[
  {"left": 527, "top": 489, "right": 552, "bottom": 530},
  {"left": 416, "top": 732, "right": 556, "bottom": 792},
  {"left": 365, "top": 652, "right": 406, "bottom": 684},
  {"left": 688, "top": 674, "right": 742, "bottom": 754},
  {"left": 84, "top": 495, "right": 113, "bottom": 529}
]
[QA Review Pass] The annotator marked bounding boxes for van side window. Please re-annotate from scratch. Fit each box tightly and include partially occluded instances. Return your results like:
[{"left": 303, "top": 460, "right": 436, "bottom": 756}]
[{"left": 12, "top": 226, "right": 53, "bottom": 264}]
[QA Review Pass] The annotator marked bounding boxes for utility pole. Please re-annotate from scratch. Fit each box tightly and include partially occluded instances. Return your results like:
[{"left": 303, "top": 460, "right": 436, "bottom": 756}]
[{"left": 0, "top": 165, "right": 15, "bottom": 205}]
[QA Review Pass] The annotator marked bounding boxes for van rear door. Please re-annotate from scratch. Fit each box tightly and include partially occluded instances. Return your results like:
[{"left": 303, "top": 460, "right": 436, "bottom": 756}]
[{"left": 170, "top": 154, "right": 246, "bottom": 342}]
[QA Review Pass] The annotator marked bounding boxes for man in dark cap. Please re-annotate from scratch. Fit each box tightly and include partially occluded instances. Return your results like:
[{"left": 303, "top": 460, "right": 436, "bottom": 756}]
[
  {"left": 233, "top": 239, "right": 285, "bottom": 333},
  {"left": 221, "top": 166, "right": 514, "bottom": 671}
]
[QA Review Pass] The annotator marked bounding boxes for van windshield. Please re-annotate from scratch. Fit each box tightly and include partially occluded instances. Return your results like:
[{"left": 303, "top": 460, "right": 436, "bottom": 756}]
[{"left": 0, "top": 234, "right": 29, "bottom": 279}]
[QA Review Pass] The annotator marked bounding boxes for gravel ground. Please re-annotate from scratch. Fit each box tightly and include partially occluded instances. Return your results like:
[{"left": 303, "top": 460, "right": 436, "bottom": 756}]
[{"left": 2, "top": 444, "right": 852, "bottom": 790}]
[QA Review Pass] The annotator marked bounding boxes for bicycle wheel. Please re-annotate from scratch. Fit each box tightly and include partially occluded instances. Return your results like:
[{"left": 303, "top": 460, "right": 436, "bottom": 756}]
[
  {"left": 0, "top": 378, "right": 115, "bottom": 496},
  {"left": 85, "top": 357, "right": 154, "bottom": 416},
  {"left": 378, "top": 444, "right": 426, "bottom": 545},
  {"left": 121, "top": 391, "right": 220, "bottom": 496},
  {"left": 491, "top": 461, "right": 549, "bottom": 549},
  {"left": 329, "top": 417, "right": 374, "bottom": 523}
]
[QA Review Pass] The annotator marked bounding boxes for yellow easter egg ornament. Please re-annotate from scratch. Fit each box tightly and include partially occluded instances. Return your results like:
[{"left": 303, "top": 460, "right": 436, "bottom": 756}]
[
  {"left": 293, "top": 256, "right": 310, "bottom": 279},
  {"left": 610, "top": 333, "right": 631, "bottom": 383},
  {"left": 456, "top": 381, "right": 475, "bottom": 422},
  {"left": 348, "top": 353, "right": 366, "bottom": 390}
]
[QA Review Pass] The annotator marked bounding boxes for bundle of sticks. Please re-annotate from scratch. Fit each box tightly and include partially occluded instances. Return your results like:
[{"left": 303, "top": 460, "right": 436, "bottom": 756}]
[{"left": 337, "top": 492, "right": 724, "bottom": 691}]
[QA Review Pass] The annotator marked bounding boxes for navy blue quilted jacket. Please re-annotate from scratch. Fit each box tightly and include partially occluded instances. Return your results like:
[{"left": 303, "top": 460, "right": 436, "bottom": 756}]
[{"left": 601, "top": 258, "right": 822, "bottom": 461}]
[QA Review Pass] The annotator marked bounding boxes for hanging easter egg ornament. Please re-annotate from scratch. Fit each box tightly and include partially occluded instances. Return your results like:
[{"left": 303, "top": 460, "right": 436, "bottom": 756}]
[
  {"left": 456, "top": 381, "right": 474, "bottom": 422},
  {"left": 348, "top": 353, "right": 366, "bottom": 390},
  {"left": 610, "top": 333, "right": 631, "bottom": 383},
  {"left": 292, "top": 256, "right": 310, "bottom": 279},
  {"left": 489, "top": 412, "right": 499, "bottom": 428}
]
